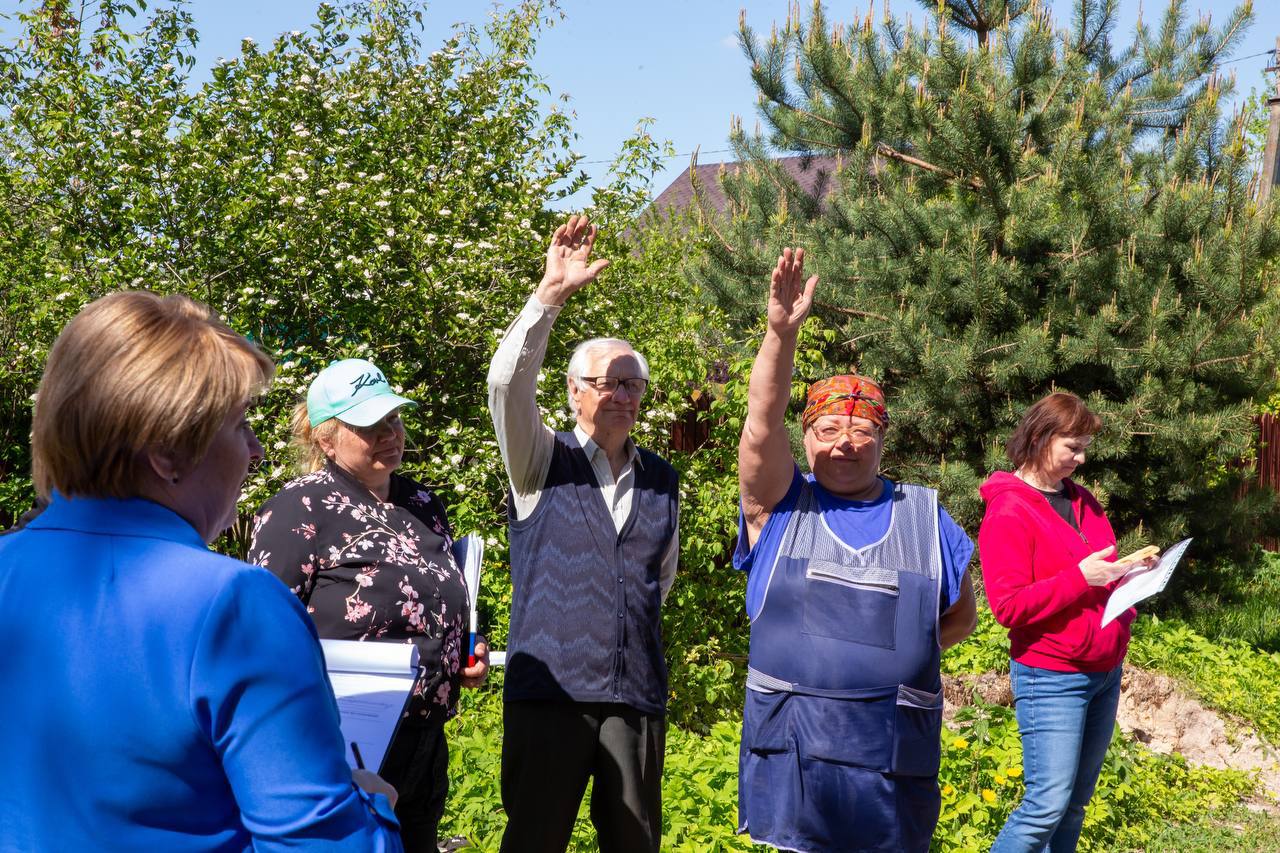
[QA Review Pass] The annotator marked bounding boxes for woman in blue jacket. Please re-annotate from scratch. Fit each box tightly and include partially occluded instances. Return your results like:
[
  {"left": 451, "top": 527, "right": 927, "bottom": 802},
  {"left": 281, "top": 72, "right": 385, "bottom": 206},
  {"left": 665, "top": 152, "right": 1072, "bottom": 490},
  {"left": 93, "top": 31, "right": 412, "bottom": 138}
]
[{"left": 0, "top": 291, "right": 403, "bottom": 852}]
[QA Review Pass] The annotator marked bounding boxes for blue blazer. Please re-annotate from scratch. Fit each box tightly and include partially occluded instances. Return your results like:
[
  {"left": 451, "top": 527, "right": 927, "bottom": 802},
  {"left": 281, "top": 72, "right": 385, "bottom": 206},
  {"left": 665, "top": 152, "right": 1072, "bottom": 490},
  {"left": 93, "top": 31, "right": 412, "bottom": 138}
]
[{"left": 0, "top": 495, "right": 402, "bottom": 851}]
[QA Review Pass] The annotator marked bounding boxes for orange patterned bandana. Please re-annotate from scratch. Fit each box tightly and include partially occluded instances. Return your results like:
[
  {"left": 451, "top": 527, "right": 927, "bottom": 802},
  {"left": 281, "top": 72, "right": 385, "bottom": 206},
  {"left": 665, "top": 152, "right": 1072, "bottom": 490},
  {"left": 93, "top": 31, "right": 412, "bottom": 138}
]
[{"left": 802, "top": 375, "right": 888, "bottom": 432}]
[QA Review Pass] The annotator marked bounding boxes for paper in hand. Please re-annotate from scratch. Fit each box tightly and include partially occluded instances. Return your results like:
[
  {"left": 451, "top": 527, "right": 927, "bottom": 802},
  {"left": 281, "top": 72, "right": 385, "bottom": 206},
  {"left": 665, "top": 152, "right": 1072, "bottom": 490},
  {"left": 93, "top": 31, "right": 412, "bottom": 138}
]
[
  {"left": 1100, "top": 537, "right": 1192, "bottom": 627},
  {"left": 320, "top": 639, "right": 419, "bottom": 774},
  {"left": 452, "top": 533, "right": 484, "bottom": 664}
]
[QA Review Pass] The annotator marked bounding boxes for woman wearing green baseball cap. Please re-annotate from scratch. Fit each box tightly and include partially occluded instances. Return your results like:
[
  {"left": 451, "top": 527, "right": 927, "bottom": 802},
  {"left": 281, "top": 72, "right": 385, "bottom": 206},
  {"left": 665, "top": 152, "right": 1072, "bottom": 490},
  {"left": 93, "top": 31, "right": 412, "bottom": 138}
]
[{"left": 248, "top": 358, "right": 489, "bottom": 852}]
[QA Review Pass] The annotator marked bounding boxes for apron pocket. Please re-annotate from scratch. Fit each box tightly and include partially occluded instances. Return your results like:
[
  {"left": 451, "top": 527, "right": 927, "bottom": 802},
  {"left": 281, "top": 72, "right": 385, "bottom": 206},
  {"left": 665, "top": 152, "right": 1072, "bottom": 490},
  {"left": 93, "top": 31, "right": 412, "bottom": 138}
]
[
  {"left": 803, "top": 560, "right": 899, "bottom": 649},
  {"left": 892, "top": 684, "right": 943, "bottom": 777},
  {"left": 791, "top": 691, "right": 896, "bottom": 771},
  {"left": 743, "top": 688, "right": 793, "bottom": 754}
]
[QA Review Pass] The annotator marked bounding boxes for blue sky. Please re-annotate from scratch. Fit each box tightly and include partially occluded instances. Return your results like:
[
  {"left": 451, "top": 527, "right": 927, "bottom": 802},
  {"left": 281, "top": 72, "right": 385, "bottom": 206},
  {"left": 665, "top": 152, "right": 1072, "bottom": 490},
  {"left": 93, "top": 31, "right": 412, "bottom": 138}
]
[{"left": 1, "top": 0, "right": 1275, "bottom": 206}]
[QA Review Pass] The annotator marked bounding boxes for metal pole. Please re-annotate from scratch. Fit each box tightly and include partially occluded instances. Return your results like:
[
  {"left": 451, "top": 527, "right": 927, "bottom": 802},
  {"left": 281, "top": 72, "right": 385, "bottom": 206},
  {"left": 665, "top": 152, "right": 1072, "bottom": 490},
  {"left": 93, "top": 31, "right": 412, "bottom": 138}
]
[{"left": 1260, "top": 37, "right": 1280, "bottom": 201}]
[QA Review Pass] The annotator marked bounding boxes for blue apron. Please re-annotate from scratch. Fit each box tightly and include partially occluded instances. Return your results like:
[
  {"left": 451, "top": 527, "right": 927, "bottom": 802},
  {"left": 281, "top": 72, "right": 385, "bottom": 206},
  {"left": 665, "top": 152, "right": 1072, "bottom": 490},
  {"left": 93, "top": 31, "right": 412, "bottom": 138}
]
[{"left": 739, "top": 479, "right": 944, "bottom": 852}]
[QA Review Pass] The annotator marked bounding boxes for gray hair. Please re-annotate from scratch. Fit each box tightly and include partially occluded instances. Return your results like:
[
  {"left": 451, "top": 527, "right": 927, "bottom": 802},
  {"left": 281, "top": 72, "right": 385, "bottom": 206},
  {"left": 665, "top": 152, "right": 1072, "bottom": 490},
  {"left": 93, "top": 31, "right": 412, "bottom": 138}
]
[{"left": 565, "top": 337, "right": 650, "bottom": 415}]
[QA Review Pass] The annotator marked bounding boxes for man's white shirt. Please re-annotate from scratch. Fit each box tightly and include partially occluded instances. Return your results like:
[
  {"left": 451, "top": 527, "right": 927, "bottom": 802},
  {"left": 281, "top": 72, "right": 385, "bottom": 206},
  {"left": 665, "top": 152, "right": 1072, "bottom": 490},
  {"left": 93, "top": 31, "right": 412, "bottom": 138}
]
[{"left": 487, "top": 295, "right": 679, "bottom": 601}]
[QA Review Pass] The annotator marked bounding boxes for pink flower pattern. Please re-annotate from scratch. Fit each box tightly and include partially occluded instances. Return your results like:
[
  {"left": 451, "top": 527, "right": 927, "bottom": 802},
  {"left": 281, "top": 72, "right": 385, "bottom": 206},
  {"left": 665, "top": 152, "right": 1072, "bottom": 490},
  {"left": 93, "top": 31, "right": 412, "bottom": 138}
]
[{"left": 248, "top": 463, "right": 469, "bottom": 721}]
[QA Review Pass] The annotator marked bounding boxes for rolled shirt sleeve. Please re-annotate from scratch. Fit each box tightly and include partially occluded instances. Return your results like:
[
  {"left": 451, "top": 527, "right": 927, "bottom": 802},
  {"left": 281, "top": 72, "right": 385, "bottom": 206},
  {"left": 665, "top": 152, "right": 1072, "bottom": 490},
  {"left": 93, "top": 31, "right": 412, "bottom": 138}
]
[{"left": 487, "top": 295, "right": 559, "bottom": 516}]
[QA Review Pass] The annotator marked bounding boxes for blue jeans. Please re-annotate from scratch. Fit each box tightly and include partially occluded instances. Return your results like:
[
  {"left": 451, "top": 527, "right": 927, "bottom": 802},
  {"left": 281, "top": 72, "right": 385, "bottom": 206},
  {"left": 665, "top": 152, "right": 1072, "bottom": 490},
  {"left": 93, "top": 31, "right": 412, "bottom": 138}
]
[{"left": 990, "top": 661, "right": 1122, "bottom": 853}]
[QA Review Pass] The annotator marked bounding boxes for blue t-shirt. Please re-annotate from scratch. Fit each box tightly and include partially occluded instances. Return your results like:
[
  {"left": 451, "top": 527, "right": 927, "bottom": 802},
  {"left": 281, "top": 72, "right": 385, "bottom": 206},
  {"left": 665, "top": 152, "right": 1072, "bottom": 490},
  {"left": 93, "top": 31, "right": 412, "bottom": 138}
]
[{"left": 735, "top": 469, "right": 974, "bottom": 621}]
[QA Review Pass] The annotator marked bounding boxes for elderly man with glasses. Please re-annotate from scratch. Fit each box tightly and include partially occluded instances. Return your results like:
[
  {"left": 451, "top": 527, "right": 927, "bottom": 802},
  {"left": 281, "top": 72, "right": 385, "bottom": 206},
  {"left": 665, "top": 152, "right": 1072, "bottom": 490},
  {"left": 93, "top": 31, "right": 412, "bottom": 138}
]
[{"left": 487, "top": 216, "right": 679, "bottom": 853}]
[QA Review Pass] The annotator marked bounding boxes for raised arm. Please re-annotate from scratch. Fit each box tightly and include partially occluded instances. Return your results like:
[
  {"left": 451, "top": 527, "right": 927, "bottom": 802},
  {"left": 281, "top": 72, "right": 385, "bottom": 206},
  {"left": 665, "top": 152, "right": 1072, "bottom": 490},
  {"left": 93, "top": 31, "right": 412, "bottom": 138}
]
[
  {"left": 533, "top": 214, "right": 611, "bottom": 308},
  {"left": 488, "top": 216, "right": 611, "bottom": 502},
  {"left": 740, "top": 248, "right": 818, "bottom": 548}
]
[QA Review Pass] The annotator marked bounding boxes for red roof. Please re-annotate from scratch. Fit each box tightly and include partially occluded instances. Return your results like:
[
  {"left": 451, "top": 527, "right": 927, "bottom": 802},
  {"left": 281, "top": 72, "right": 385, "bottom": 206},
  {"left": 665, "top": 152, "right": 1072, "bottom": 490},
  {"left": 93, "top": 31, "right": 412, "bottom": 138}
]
[{"left": 647, "top": 153, "right": 843, "bottom": 217}]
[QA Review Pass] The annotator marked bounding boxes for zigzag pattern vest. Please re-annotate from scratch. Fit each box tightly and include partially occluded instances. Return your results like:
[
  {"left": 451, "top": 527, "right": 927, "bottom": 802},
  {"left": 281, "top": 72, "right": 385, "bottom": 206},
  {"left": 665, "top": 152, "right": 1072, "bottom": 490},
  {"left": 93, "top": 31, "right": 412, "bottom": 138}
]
[{"left": 505, "top": 431, "right": 678, "bottom": 715}]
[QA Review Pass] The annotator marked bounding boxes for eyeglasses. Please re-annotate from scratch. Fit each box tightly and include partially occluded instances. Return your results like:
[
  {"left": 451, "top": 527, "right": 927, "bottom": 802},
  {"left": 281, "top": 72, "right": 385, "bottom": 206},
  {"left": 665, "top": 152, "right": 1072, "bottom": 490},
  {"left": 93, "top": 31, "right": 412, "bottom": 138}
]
[
  {"left": 348, "top": 411, "right": 403, "bottom": 437},
  {"left": 578, "top": 376, "right": 649, "bottom": 396},
  {"left": 810, "top": 423, "right": 879, "bottom": 447}
]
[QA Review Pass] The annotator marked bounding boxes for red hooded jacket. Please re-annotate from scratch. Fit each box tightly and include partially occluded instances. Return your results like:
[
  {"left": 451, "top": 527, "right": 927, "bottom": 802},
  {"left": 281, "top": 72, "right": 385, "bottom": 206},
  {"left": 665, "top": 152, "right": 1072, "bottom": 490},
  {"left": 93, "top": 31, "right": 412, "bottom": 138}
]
[{"left": 978, "top": 471, "right": 1135, "bottom": 673}]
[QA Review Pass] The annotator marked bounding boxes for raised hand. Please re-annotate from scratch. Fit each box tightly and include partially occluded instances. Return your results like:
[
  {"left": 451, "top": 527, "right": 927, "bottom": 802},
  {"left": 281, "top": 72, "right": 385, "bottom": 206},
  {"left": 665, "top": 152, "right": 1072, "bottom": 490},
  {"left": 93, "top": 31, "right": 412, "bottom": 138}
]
[
  {"left": 534, "top": 214, "right": 611, "bottom": 307},
  {"left": 768, "top": 247, "right": 818, "bottom": 337}
]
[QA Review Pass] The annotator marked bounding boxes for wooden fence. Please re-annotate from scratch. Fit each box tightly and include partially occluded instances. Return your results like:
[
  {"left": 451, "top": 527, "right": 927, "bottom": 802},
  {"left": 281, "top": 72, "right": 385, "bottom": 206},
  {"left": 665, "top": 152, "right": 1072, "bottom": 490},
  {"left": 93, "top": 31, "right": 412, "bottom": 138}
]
[{"left": 1250, "top": 414, "right": 1280, "bottom": 551}]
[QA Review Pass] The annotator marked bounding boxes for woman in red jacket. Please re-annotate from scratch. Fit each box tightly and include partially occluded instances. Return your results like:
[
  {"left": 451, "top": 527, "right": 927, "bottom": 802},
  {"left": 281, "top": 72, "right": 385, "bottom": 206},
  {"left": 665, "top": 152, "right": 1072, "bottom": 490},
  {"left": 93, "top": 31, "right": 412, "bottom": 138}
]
[{"left": 979, "top": 393, "right": 1153, "bottom": 852}]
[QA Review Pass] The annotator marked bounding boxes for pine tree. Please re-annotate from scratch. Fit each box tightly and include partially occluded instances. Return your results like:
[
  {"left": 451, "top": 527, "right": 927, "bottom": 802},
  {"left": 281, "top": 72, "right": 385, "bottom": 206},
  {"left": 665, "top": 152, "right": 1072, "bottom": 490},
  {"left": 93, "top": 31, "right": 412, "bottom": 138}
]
[{"left": 694, "top": 0, "right": 1280, "bottom": 565}]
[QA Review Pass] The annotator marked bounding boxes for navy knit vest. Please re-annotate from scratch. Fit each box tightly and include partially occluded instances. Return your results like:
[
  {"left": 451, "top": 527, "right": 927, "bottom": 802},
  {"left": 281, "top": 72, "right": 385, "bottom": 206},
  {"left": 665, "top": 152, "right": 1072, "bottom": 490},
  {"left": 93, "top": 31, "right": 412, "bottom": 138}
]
[{"left": 505, "top": 431, "right": 678, "bottom": 715}]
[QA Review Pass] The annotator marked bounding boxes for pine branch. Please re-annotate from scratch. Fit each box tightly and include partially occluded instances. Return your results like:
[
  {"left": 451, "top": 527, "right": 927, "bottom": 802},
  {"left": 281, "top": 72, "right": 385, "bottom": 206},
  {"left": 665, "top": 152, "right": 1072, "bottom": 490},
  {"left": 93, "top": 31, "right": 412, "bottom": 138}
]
[
  {"left": 688, "top": 156, "right": 738, "bottom": 258},
  {"left": 875, "top": 142, "right": 983, "bottom": 190},
  {"left": 1193, "top": 353, "right": 1252, "bottom": 370},
  {"left": 816, "top": 299, "right": 890, "bottom": 322}
]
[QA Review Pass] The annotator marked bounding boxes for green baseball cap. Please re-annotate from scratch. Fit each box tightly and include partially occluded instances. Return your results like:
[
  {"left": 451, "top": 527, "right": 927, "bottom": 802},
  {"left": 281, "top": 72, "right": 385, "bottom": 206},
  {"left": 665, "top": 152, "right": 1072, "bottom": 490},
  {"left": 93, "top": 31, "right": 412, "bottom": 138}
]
[{"left": 306, "top": 358, "right": 416, "bottom": 428}]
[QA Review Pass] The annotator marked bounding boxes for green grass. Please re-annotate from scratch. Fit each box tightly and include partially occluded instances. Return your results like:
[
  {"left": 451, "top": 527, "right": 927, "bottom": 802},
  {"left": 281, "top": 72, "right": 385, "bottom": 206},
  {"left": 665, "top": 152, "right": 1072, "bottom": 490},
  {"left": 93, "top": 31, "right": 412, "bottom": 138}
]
[
  {"left": 1168, "top": 551, "right": 1280, "bottom": 653},
  {"left": 441, "top": 671, "right": 1277, "bottom": 852},
  {"left": 1141, "top": 803, "right": 1280, "bottom": 851},
  {"left": 438, "top": 581, "right": 1280, "bottom": 851}
]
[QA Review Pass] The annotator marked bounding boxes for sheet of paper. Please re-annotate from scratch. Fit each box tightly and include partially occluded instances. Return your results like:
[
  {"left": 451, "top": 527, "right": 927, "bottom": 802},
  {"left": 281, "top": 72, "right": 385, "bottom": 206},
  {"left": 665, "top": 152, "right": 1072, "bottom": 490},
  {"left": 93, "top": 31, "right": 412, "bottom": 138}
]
[
  {"left": 452, "top": 533, "right": 484, "bottom": 636},
  {"left": 1100, "top": 537, "right": 1192, "bottom": 627},
  {"left": 320, "top": 639, "right": 419, "bottom": 773}
]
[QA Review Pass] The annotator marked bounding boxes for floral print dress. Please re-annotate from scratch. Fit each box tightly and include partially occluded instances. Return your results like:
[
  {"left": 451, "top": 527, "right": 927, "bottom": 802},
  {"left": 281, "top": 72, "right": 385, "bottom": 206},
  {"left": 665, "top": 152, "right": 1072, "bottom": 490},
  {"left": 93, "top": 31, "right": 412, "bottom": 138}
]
[{"left": 248, "top": 462, "right": 470, "bottom": 725}]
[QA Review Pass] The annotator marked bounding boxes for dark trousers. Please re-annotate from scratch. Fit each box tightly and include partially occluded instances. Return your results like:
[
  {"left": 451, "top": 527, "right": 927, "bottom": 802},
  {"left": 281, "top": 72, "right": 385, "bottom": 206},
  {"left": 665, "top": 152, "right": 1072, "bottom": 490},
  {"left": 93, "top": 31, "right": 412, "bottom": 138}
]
[
  {"left": 500, "top": 701, "right": 665, "bottom": 853},
  {"left": 380, "top": 721, "right": 449, "bottom": 853}
]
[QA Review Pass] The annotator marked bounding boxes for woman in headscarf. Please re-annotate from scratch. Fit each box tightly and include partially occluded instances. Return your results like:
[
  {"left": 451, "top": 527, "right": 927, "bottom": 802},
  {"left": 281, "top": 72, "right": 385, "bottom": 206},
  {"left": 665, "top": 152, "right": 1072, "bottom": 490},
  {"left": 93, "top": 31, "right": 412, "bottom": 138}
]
[
  {"left": 0, "top": 292, "right": 402, "bottom": 851},
  {"left": 249, "top": 358, "right": 489, "bottom": 852},
  {"left": 733, "top": 249, "right": 978, "bottom": 851}
]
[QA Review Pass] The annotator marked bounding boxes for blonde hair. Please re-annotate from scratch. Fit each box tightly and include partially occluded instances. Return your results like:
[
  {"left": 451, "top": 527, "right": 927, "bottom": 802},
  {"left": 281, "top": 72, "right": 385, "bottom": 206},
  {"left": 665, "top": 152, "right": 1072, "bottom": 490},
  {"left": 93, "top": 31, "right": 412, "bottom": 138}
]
[
  {"left": 32, "top": 291, "right": 274, "bottom": 499},
  {"left": 290, "top": 400, "right": 341, "bottom": 473}
]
